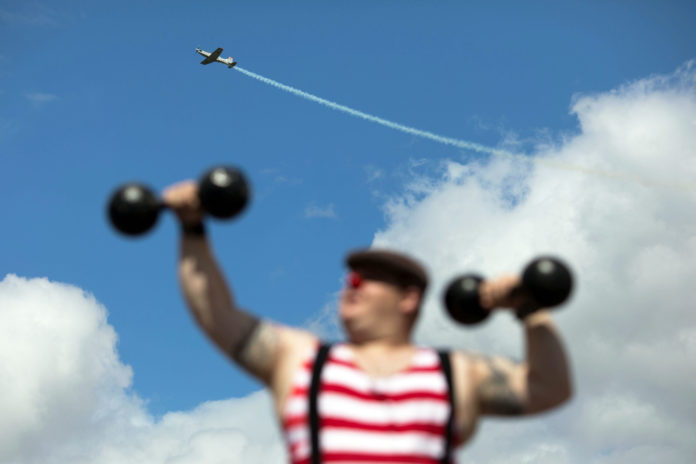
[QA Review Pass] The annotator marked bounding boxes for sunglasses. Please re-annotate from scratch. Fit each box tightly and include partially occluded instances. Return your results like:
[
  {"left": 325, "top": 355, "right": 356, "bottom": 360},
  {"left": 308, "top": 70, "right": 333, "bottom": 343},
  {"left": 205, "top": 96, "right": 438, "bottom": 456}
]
[
  {"left": 345, "top": 270, "right": 405, "bottom": 289},
  {"left": 346, "top": 271, "right": 364, "bottom": 289}
]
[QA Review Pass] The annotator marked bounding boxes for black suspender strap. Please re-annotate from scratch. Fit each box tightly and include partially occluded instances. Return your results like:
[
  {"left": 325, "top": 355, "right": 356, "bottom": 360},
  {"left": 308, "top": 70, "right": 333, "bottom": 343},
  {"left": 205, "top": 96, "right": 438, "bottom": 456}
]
[
  {"left": 309, "top": 343, "right": 332, "bottom": 464},
  {"left": 437, "top": 350, "right": 455, "bottom": 464}
]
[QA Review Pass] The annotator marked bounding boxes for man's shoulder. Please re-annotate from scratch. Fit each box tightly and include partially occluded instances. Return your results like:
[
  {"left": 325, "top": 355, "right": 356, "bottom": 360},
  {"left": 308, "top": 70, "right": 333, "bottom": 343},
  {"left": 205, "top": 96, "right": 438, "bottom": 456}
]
[
  {"left": 273, "top": 324, "right": 321, "bottom": 357},
  {"left": 266, "top": 325, "right": 321, "bottom": 400}
]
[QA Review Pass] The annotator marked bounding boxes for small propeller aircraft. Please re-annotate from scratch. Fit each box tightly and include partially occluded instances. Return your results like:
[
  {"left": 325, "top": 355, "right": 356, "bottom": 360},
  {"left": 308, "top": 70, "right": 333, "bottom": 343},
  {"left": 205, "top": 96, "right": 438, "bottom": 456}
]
[{"left": 195, "top": 47, "right": 237, "bottom": 68}]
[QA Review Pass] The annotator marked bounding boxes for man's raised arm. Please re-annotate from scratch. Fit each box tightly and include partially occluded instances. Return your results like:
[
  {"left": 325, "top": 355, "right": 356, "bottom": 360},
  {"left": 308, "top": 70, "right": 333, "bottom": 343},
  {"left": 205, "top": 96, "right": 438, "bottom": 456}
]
[
  {"left": 470, "top": 276, "right": 573, "bottom": 417},
  {"left": 163, "top": 181, "right": 315, "bottom": 386}
]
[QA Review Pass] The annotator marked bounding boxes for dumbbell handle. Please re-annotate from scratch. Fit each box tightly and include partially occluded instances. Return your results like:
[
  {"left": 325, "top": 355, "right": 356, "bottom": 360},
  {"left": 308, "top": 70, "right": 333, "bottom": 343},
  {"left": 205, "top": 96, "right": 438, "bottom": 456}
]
[{"left": 444, "top": 256, "right": 573, "bottom": 325}]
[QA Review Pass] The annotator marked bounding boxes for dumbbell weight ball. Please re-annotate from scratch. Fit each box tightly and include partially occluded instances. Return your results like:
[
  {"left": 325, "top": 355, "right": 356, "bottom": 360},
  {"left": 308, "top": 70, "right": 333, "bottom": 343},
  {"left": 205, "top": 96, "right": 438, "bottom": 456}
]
[
  {"left": 444, "top": 256, "right": 573, "bottom": 325},
  {"left": 521, "top": 257, "right": 573, "bottom": 307},
  {"left": 107, "top": 166, "right": 250, "bottom": 237},
  {"left": 444, "top": 275, "right": 489, "bottom": 325},
  {"left": 198, "top": 166, "right": 250, "bottom": 219},
  {"left": 108, "top": 183, "right": 163, "bottom": 236}
]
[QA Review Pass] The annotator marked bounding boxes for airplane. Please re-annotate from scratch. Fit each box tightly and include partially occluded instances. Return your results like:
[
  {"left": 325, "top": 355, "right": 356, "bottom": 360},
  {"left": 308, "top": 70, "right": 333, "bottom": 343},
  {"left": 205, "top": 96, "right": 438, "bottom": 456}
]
[{"left": 195, "top": 47, "right": 237, "bottom": 68}]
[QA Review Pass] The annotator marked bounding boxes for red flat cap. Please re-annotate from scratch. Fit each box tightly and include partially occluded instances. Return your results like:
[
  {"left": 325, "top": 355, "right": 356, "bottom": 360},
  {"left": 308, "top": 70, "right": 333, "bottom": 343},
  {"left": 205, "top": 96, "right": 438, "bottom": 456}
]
[{"left": 346, "top": 248, "right": 428, "bottom": 292}]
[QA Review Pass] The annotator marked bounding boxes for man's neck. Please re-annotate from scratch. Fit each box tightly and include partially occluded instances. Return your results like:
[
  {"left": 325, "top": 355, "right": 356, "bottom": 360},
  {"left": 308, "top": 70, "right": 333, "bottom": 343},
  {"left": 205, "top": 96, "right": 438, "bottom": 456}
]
[
  {"left": 349, "top": 336, "right": 414, "bottom": 354},
  {"left": 347, "top": 338, "right": 418, "bottom": 378}
]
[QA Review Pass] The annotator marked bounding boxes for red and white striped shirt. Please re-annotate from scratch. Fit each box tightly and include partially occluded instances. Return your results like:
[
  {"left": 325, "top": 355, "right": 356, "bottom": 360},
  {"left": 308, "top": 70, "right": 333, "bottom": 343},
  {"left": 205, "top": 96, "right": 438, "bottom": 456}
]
[{"left": 282, "top": 343, "right": 458, "bottom": 464}]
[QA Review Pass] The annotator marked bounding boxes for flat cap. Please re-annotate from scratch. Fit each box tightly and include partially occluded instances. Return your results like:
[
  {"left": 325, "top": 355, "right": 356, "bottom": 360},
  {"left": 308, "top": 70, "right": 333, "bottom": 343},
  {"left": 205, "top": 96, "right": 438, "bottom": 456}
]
[{"left": 346, "top": 248, "right": 428, "bottom": 292}]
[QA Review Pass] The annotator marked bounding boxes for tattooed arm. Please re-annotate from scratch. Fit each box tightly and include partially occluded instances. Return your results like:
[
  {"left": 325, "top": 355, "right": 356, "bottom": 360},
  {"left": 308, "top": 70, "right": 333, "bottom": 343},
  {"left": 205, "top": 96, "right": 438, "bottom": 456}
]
[
  {"left": 165, "top": 181, "right": 316, "bottom": 386},
  {"left": 472, "top": 277, "right": 573, "bottom": 416},
  {"left": 471, "top": 311, "right": 573, "bottom": 416}
]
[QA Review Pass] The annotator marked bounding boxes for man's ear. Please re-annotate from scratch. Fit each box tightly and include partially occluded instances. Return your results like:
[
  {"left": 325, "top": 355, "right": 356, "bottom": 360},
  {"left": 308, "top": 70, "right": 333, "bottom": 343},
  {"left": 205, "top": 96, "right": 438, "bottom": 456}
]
[{"left": 399, "top": 287, "right": 422, "bottom": 316}]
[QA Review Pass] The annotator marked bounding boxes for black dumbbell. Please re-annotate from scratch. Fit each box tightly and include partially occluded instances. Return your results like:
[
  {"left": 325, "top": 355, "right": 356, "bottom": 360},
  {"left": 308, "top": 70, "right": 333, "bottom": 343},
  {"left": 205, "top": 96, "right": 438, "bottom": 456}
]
[
  {"left": 444, "top": 256, "right": 573, "bottom": 325},
  {"left": 107, "top": 165, "right": 250, "bottom": 237}
]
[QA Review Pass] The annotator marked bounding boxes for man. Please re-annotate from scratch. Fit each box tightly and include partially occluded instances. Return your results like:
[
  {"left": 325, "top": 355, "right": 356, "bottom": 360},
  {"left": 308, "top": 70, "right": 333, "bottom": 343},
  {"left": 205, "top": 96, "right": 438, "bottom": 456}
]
[{"left": 163, "top": 181, "right": 572, "bottom": 463}]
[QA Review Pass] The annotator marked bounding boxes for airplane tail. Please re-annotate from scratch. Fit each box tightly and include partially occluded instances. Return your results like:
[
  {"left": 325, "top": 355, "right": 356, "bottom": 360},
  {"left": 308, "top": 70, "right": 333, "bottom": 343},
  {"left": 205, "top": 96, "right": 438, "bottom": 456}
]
[{"left": 228, "top": 61, "right": 237, "bottom": 69}]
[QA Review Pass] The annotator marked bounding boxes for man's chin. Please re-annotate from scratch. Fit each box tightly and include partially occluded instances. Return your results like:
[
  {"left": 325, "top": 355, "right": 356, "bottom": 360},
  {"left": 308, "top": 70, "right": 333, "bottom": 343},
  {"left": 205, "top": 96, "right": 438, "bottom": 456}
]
[
  {"left": 339, "top": 314, "right": 353, "bottom": 330},
  {"left": 340, "top": 318, "right": 371, "bottom": 342}
]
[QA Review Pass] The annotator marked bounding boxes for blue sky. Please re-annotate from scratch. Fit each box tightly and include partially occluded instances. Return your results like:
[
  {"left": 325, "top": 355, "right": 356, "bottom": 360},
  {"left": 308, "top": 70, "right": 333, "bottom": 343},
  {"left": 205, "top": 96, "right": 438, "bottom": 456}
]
[{"left": 2, "top": 2, "right": 696, "bottom": 460}]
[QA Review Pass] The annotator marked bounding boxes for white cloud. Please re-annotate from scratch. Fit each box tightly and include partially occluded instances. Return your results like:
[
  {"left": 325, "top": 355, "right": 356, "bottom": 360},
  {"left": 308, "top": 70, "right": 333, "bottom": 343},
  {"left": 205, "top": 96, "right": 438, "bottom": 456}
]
[
  {"left": 0, "top": 275, "right": 284, "bottom": 464},
  {"left": 371, "top": 61, "right": 696, "bottom": 462},
  {"left": 364, "top": 164, "right": 384, "bottom": 182},
  {"left": 303, "top": 291, "right": 344, "bottom": 341},
  {"left": 304, "top": 202, "right": 337, "bottom": 219},
  {"left": 0, "top": 275, "right": 138, "bottom": 462},
  {"left": 260, "top": 168, "right": 303, "bottom": 186},
  {"left": 24, "top": 92, "right": 58, "bottom": 106}
]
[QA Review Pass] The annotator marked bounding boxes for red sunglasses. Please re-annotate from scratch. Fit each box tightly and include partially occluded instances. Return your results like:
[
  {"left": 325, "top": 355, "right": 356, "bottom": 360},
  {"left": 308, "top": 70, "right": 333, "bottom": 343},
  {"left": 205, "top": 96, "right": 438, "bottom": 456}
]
[{"left": 346, "top": 271, "right": 364, "bottom": 289}]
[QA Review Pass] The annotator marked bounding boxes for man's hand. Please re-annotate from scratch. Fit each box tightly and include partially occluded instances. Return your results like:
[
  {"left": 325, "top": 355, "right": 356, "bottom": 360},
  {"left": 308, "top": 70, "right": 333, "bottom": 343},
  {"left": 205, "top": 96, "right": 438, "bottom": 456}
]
[
  {"left": 478, "top": 275, "right": 525, "bottom": 311},
  {"left": 162, "top": 181, "right": 204, "bottom": 227}
]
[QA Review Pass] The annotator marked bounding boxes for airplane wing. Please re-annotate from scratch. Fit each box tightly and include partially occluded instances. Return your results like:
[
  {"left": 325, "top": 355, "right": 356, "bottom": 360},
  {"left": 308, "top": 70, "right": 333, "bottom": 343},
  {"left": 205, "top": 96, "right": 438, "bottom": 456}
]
[{"left": 201, "top": 47, "right": 223, "bottom": 64}]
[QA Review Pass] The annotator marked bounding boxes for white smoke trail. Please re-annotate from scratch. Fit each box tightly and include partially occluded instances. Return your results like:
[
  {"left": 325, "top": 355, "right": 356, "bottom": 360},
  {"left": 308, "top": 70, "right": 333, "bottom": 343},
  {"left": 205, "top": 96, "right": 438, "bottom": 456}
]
[
  {"left": 234, "top": 66, "right": 695, "bottom": 192},
  {"left": 235, "top": 66, "right": 507, "bottom": 157}
]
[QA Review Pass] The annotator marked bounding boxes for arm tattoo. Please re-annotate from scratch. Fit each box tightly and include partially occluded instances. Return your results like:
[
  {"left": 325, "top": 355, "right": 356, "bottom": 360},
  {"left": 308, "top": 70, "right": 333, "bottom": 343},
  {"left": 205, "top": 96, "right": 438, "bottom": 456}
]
[
  {"left": 230, "top": 308, "right": 261, "bottom": 360},
  {"left": 231, "top": 314, "right": 279, "bottom": 379},
  {"left": 478, "top": 357, "right": 525, "bottom": 416}
]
